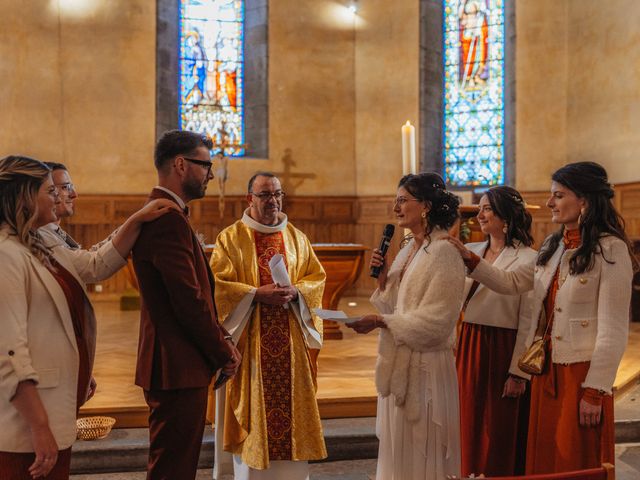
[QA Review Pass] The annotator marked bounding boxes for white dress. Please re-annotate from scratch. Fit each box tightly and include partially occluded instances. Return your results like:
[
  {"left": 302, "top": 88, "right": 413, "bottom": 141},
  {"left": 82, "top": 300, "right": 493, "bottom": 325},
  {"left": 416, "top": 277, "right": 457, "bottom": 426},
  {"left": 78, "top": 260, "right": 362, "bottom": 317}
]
[{"left": 370, "top": 230, "right": 464, "bottom": 479}]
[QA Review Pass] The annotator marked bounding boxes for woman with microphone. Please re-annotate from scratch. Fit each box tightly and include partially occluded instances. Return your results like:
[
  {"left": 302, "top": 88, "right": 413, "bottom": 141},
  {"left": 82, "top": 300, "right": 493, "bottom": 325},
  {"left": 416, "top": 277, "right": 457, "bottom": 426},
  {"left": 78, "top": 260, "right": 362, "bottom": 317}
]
[
  {"left": 448, "top": 162, "right": 635, "bottom": 474},
  {"left": 347, "top": 172, "right": 464, "bottom": 480}
]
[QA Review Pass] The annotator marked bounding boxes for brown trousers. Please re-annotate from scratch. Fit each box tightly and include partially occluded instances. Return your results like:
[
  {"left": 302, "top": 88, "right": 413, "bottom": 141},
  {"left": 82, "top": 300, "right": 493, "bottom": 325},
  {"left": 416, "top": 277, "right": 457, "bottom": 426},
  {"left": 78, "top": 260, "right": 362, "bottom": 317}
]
[
  {"left": 144, "top": 386, "right": 209, "bottom": 480},
  {"left": 0, "top": 447, "right": 71, "bottom": 480}
]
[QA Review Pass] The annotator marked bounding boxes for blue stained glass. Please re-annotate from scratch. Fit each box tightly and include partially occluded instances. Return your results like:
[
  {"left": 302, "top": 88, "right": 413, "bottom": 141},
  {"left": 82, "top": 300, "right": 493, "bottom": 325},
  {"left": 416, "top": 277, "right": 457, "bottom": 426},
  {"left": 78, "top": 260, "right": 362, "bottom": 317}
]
[
  {"left": 443, "top": 0, "right": 505, "bottom": 186},
  {"left": 179, "top": 0, "right": 245, "bottom": 156}
]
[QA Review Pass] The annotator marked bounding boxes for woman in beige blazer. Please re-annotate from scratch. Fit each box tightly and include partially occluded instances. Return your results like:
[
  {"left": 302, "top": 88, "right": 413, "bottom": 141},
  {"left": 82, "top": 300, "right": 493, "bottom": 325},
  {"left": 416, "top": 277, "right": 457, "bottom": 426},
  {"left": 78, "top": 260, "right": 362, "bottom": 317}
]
[
  {"left": 448, "top": 162, "right": 636, "bottom": 474},
  {"left": 457, "top": 186, "right": 536, "bottom": 477},
  {"left": 0, "top": 156, "right": 173, "bottom": 479}
]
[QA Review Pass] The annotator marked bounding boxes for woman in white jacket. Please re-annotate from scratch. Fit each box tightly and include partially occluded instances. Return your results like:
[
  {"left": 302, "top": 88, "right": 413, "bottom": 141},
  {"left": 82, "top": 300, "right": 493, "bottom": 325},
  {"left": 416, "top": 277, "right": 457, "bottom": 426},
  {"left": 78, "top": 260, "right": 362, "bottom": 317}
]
[
  {"left": 0, "top": 156, "right": 173, "bottom": 479},
  {"left": 448, "top": 162, "right": 636, "bottom": 474},
  {"left": 457, "top": 186, "right": 536, "bottom": 477},
  {"left": 347, "top": 172, "right": 465, "bottom": 480}
]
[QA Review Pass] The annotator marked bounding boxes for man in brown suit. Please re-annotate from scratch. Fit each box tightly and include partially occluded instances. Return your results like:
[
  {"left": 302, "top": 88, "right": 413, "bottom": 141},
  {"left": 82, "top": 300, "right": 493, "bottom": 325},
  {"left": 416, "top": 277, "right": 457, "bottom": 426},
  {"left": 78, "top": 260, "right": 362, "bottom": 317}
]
[{"left": 132, "top": 130, "right": 241, "bottom": 480}]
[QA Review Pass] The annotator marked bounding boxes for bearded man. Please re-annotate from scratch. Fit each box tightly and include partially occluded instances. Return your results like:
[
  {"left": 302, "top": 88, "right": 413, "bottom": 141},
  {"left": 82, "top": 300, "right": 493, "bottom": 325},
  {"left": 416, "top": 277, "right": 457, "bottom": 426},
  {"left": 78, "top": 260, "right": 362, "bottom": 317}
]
[{"left": 132, "top": 130, "right": 241, "bottom": 480}]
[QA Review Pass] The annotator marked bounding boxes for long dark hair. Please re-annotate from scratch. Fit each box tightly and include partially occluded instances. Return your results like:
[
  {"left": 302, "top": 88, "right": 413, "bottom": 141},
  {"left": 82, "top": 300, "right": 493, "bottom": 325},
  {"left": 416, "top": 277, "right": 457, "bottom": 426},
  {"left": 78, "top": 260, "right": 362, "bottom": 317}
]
[
  {"left": 484, "top": 186, "right": 533, "bottom": 247},
  {"left": 398, "top": 172, "right": 460, "bottom": 236},
  {"left": 536, "top": 161, "right": 637, "bottom": 274}
]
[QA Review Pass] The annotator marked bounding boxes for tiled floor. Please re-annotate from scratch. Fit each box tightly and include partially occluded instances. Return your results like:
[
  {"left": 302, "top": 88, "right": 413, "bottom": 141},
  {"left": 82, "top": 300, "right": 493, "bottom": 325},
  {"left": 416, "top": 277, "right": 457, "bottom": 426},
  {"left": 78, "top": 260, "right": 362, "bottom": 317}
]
[
  {"left": 70, "top": 459, "right": 378, "bottom": 479},
  {"left": 70, "top": 450, "right": 640, "bottom": 480}
]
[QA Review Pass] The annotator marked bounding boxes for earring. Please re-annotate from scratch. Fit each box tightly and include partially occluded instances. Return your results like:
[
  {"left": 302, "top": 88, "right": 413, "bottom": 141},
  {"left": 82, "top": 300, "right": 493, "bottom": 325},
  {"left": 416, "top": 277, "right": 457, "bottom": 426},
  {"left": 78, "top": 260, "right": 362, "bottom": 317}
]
[
  {"left": 421, "top": 211, "right": 427, "bottom": 218},
  {"left": 502, "top": 223, "right": 508, "bottom": 234}
]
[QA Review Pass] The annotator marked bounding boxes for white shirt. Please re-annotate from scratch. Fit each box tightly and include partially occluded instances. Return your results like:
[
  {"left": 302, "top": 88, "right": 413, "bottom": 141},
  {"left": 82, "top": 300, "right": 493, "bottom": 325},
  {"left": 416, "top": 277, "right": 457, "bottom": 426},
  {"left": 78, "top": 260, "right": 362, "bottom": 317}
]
[{"left": 154, "top": 185, "right": 186, "bottom": 210}]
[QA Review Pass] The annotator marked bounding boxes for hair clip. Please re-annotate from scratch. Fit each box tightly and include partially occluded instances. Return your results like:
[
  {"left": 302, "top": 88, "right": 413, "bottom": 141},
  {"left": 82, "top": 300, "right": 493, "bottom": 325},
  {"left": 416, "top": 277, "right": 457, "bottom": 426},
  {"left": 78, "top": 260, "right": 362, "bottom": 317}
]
[{"left": 511, "top": 194, "right": 524, "bottom": 205}]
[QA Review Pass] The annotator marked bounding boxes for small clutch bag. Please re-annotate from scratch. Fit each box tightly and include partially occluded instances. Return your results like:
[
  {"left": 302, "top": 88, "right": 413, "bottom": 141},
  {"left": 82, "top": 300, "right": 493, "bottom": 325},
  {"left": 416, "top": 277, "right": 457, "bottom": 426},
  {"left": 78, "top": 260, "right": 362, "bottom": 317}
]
[
  {"left": 518, "top": 337, "right": 546, "bottom": 375},
  {"left": 518, "top": 308, "right": 551, "bottom": 376}
]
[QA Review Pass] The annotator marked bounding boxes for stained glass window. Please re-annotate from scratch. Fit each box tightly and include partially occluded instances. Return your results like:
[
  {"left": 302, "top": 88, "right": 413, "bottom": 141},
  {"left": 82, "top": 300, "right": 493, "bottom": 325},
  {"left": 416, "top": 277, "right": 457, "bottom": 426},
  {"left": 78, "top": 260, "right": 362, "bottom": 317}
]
[
  {"left": 179, "top": 0, "right": 245, "bottom": 156},
  {"left": 443, "top": 0, "right": 505, "bottom": 186}
]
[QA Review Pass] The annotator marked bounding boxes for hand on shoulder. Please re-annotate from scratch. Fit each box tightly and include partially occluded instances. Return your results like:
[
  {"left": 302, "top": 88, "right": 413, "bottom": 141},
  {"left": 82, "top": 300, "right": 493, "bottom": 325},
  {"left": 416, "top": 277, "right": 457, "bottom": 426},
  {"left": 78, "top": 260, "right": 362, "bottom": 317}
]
[{"left": 440, "top": 235, "right": 472, "bottom": 260}]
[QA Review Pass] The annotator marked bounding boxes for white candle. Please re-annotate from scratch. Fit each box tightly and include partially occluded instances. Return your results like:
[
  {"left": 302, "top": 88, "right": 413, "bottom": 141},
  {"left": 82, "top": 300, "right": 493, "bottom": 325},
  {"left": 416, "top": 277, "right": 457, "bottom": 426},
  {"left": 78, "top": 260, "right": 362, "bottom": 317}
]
[{"left": 401, "top": 121, "right": 417, "bottom": 175}]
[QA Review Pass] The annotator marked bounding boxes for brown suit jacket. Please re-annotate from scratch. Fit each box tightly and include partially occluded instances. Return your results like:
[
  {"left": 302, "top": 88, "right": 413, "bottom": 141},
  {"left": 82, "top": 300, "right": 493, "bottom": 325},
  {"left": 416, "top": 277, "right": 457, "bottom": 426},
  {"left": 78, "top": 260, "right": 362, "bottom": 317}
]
[{"left": 132, "top": 188, "right": 233, "bottom": 390}]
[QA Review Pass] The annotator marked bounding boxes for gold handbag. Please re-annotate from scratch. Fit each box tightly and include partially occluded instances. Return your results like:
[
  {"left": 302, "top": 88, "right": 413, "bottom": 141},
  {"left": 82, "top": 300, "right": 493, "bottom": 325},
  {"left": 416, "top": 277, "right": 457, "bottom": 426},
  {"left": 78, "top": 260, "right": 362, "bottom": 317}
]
[
  {"left": 518, "top": 309, "right": 551, "bottom": 376},
  {"left": 518, "top": 337, "right": 547, "bottom": 375}
]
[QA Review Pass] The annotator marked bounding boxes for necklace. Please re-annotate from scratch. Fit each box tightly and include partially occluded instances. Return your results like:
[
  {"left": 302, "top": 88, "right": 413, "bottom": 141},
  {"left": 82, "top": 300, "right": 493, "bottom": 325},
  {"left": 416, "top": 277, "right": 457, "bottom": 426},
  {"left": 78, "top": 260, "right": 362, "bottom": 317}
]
[
  {"left": 484, "top": 242, "right": 505, "bottom": 264},
  {"left": 399, "top": 241, "right": 421, "bottom": 282}
]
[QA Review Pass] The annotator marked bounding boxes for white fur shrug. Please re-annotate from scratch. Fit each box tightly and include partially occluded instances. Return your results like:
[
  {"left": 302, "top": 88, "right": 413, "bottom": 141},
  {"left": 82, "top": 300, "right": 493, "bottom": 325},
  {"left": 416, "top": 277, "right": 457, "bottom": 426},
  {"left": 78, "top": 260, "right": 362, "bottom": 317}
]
[{"left": 371, "top": 229, "right": 465, "bottom": 421}]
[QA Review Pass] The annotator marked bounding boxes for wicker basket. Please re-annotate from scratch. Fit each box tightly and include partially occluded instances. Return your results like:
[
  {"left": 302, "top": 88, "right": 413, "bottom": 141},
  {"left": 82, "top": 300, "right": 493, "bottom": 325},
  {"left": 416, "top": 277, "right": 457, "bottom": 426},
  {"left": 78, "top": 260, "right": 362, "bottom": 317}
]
[{"left": 76, "top": 416, "right": 116, "bottom": 440}]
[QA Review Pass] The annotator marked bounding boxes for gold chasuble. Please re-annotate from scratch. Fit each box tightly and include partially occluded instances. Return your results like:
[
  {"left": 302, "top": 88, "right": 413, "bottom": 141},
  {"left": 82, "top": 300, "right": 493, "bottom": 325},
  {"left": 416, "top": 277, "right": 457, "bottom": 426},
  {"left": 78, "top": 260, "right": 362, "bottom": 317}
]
[{"left": 211, "top": 212, "right": 327, "bottom": 471}]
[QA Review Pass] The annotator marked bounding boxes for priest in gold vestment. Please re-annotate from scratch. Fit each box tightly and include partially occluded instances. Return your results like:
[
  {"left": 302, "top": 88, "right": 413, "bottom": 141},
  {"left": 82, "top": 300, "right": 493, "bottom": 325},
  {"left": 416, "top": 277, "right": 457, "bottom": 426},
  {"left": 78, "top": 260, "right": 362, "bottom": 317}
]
[{"left": 210, "top": 172, "right": 327, "bottom": 480}]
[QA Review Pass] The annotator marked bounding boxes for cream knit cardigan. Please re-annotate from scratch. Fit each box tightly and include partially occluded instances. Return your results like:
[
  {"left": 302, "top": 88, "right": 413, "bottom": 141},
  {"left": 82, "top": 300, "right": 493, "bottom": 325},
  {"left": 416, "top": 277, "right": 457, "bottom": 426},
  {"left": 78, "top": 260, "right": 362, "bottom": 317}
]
[
  {"left": 371, "top": 229, "right": 465, "bottom": 421},
  {"left": 470, "top": 234, "right": 633, "bottom": 393}
]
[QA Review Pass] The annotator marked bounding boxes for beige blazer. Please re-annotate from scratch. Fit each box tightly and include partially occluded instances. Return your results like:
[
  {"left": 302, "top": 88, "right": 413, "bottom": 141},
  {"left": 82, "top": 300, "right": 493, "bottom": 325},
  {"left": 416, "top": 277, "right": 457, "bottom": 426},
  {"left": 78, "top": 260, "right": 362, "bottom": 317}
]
[
  {"left": 0, "top": 227, "right": 126, "bottom": 452},
  {"left": 470, "top": 234, "right": 633, "bottom": 393},
  {"left": 463, "top": 241, "right": 537, "bottom": 378}
]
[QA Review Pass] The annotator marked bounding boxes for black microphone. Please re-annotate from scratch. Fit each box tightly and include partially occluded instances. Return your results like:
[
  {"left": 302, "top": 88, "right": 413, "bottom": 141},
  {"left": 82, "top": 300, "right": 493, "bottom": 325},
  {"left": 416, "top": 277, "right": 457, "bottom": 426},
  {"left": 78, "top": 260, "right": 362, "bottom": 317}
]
[{"left": 370, "top": 224, "right": 395, "bottom": 278}]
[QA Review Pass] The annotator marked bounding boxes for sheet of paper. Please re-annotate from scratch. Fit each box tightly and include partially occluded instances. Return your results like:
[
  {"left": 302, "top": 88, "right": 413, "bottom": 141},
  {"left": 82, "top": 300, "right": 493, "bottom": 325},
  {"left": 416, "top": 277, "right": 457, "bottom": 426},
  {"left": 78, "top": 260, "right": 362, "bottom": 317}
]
[
  {"left": 312, "top": 308, "right": 361, "bottom": 324},
  {"left": 268, "top": 254, "right": 291, "bottom": 286}
]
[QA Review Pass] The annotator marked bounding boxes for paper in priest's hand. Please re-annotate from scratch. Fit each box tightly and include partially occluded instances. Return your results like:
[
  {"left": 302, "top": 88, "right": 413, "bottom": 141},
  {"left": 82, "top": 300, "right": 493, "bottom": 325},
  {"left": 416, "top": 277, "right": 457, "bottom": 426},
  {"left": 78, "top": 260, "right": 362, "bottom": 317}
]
[
  {"left": 268, "top": 254, "right": 291, "bottom": 286},
  {"left": 313, "top": 308, "right": 361, "bottom": 324}
]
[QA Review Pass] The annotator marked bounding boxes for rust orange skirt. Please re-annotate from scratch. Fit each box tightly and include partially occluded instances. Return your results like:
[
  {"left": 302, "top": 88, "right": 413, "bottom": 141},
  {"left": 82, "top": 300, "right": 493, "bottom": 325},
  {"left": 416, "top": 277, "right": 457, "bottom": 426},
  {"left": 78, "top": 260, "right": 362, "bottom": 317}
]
[
  {"left": 526, "top": 360, "right": 614, "bottom": 474},
  {"left": 456, "top": 322, "right": 530, "bottom": 476}
]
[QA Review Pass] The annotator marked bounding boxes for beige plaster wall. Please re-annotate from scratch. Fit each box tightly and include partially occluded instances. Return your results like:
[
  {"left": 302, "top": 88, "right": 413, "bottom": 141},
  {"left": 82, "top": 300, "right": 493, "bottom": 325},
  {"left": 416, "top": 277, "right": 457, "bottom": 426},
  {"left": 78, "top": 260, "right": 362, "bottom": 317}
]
[
  {"left": 1, "top": 0, "right": 357, "bottom": 196},
  {"left": 515, "top": 0, "right": 569, "bottom": 191},
  {"left": 516, "top": 0, "right": 640, "bottom": 191},
  {"left": 225, "top": 0, "right": 357, "bottom": 196},
  {"left": 565, "top": 0, "right": 640, "bottom": 184},
  {"left": 11, "top": 1, "right": 638, "bottom": 196},
  {"left": 0, "top": 0, "right": 157, "bottom": 194},
  {"left": 354, "top": 0, "right": 420, "bottom": 196}
]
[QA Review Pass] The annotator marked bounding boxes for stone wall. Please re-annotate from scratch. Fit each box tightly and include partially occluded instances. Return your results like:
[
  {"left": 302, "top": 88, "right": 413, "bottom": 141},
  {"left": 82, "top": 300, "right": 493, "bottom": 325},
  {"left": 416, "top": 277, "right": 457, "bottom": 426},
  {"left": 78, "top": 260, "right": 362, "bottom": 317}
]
[
  {"left": 516, "top": 0, "right": 640, "bottom": 190},
  {"left": 2, "top": 0, "right": 640, "bottom": 196},
  {"left": 354, "top": 0, "right": 420, "bottom": 197},
  {"left": 0, "top": 0, "right": 157, "bottom": 193},
  {"left": 0, "top": 0, "right": 358, "bottom": 196}
]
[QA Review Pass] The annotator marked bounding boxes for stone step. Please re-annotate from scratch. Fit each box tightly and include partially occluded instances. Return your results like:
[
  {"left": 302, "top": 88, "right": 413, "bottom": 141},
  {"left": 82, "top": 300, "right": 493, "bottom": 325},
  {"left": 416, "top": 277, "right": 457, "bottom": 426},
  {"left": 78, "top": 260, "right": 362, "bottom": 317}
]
[
  {"left": 70, "top": 416, "right": 640, "bottom": 475},
  {"left": 70, "top": 418, "right": 378, "bottom": 475},
  {"left": 616, "top": 420, "right": 640, "bottom": 444},
  {"left": 71, "top": 382, "right": 640, "bottom": 475}
]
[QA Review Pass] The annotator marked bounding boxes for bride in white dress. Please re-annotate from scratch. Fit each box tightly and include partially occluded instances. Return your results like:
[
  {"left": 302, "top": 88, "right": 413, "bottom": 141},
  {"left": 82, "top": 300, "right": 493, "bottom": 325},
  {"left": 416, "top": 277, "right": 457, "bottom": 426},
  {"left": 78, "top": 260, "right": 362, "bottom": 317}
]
[{"left": 347, "top": 172, "right": 464, "bottom": 480}]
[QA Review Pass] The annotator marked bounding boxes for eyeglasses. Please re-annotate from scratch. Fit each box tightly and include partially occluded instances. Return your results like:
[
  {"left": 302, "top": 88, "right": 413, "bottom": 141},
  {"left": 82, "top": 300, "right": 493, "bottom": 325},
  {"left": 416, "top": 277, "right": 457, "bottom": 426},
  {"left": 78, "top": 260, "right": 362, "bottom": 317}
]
[
  {"left": 182, "top": 157, "right": 213, "bottom": 174},
  {"left": 393, "top": 196, "right": 420, "bottom": 206},
  {"left": 55, "top": 182, "right": 75, "bottom": 193},
  {"left": 250, "top": 191, "right": 285, "bottom": 201}
]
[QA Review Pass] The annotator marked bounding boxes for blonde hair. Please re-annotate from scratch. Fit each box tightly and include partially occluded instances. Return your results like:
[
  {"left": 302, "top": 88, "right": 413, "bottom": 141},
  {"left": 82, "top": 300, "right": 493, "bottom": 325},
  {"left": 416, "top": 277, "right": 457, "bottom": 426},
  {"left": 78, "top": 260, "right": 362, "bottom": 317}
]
[{"left": 0, "top": 155, "right": 53, "bottom": 266}]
